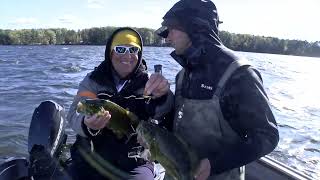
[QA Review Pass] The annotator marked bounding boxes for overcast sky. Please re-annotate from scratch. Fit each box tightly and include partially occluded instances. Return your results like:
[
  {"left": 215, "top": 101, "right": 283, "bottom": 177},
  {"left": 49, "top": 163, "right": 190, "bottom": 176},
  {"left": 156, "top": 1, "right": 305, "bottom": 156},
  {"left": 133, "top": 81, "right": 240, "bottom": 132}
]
[{"left": 1, "top": 0, "right": 319, "bottom": 42}]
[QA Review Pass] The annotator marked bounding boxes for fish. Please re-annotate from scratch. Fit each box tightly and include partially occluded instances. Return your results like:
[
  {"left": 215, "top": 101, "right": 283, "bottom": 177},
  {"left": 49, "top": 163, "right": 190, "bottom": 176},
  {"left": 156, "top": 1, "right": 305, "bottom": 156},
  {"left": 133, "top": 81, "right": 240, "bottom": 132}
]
[
  {"left": 136, "top": 121, "right": 200, "bottom": 180},
  {"left": 76, "top": 99, "right": 139, "bottom": 139}
]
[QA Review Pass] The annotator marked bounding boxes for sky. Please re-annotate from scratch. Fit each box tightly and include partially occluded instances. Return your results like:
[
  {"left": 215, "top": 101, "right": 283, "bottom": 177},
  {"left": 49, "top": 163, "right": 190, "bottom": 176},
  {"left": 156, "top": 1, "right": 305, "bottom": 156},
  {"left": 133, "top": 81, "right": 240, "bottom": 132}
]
[{"left": 0, "top": 0, "right": 319, "bottom": 42}]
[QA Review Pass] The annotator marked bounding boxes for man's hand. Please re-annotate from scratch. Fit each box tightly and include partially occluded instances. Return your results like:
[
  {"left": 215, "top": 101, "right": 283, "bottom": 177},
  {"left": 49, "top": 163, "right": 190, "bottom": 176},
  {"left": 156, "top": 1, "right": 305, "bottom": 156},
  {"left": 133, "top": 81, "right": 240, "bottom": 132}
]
[
  {"left": 144, "top": 73, "right": 169, "bottom": 98},
  {"left": 84, "top": 111, "right": 111, "bottom": 130},
  {"left": 194, "top": 158, "right": 211, "bottom": 180}
]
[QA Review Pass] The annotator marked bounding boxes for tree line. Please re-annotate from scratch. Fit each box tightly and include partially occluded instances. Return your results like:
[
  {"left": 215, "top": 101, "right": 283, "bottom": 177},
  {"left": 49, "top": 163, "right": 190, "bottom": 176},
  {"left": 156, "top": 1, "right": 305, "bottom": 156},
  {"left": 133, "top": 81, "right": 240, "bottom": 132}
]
[{"left": 0, "top": 27, "right": 319, "bottom": 57}]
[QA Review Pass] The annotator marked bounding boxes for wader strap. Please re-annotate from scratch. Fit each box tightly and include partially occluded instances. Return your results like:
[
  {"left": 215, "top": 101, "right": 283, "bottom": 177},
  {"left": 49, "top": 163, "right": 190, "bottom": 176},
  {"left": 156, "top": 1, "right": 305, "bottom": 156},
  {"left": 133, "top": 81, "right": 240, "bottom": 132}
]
[
  {"left": 214, "top": 59, "right": 250, "bottom": 97},
  {"left": 175, "top": 69, "right": 185, "bottom": 95}
]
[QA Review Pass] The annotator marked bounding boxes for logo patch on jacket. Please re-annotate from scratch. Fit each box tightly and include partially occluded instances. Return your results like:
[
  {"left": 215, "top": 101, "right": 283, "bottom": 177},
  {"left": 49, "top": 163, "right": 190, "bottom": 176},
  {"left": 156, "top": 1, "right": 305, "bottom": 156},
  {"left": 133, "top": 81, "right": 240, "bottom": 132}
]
[
  {"left": 178, "top": 104, "right": 184, "bottom": 119},
  {"left": 201, "top": 84, "right": 213, "bottom": 91}
]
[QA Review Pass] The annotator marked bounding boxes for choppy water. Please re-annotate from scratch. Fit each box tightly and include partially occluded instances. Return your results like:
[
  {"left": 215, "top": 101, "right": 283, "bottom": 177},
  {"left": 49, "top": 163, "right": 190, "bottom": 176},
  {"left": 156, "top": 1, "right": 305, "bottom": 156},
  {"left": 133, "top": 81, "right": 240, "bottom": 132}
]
[{"left": 0, "top": 45, "right": 319, "bottom": 179}]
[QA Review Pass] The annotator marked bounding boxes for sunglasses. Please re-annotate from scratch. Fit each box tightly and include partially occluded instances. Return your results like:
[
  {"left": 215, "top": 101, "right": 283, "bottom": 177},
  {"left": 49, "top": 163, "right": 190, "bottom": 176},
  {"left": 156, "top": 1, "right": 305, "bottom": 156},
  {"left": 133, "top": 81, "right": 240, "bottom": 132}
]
[
  {"left": 113, "top": 46, "right": 140, "bottom": 55},
  {"left": 156, "top": 26, "right": 169, "bottom": 38}
]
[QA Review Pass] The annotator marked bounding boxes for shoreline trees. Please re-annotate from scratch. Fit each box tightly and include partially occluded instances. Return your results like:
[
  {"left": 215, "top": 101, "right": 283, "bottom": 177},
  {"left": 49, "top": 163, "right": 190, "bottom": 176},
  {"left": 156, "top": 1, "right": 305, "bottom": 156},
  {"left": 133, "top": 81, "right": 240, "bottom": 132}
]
[{"left": 0, "top": 27, "right": 319, "bottom": 57}]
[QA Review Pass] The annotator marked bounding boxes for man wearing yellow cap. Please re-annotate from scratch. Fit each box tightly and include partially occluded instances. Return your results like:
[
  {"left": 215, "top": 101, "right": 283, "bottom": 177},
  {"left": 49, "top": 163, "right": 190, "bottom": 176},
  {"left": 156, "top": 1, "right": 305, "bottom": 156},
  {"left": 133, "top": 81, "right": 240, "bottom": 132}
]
[{"left": 67, "top": 27, "right": 173, "bottom": 180}]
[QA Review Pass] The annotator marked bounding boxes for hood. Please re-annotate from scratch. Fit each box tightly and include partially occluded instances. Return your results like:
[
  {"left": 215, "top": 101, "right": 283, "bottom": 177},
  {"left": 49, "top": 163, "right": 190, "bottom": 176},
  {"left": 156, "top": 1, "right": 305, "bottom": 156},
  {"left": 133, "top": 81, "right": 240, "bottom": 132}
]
[
  {"left": 90, "top": 27, "right": 147, "bottom": 85},
  {"left": 157, "top": 0, "right": 223, "bottom": 61}
]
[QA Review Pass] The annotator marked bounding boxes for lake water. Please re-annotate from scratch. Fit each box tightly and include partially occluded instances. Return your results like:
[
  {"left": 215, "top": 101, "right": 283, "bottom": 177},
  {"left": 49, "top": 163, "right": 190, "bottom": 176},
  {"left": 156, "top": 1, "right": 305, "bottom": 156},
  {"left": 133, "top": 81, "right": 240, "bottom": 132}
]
[{"left": 0, "top": 45, "right": 319, "bottom": 179}]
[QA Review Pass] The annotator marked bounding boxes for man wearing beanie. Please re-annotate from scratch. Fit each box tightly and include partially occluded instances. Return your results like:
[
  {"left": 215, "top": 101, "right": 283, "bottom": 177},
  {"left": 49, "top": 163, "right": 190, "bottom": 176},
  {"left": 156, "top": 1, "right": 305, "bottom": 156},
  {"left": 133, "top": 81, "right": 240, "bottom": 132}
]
[
  {"left": 67, "top": 27, "right": 173, "bottom": 180},
  {"left": 157, "top": 0, "right": 279, "bottom": 180}
]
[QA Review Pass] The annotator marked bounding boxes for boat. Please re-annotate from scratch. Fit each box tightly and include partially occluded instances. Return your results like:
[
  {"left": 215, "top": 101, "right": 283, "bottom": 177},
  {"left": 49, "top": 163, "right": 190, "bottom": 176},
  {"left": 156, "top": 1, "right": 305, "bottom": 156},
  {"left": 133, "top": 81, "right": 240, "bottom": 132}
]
[
  {"left": 0, "top": 101, "right": 315, "bottom": 180},
  {"left": 246, "top": 156, "right": 314, "bottom": 180}
]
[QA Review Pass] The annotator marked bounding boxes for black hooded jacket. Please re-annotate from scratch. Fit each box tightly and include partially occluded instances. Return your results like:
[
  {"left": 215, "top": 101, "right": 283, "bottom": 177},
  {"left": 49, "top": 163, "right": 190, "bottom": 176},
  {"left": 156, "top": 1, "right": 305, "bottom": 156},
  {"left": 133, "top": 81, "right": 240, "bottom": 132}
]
[{"left": 162, "top": 0, "right": 279, "bottom": 174}]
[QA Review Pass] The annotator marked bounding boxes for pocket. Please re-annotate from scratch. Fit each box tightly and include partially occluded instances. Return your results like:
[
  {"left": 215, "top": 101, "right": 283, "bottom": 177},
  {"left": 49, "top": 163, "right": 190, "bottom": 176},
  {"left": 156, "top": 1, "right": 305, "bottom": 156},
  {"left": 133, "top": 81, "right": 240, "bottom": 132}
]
[
  {"left": 175, "top": 99, "right": 223, "bottom": 156},
  {"left": 183, "top": 99, "right": 222, "bottom": 135}
]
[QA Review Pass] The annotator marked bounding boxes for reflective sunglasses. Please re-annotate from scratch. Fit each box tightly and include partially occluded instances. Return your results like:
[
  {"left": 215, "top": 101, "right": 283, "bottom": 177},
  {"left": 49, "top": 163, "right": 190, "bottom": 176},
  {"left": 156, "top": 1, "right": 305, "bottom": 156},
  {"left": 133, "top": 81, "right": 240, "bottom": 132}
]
[{"left": 113, "top": 46, "right": 140, "bottom": 55}]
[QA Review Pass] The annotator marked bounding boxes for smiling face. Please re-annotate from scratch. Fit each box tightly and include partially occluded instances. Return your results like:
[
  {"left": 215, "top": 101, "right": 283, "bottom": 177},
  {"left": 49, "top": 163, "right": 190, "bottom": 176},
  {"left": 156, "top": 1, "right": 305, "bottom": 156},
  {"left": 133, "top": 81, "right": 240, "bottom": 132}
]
[{"left": 110, "top": 45, "right": 139, "bottom": 78}]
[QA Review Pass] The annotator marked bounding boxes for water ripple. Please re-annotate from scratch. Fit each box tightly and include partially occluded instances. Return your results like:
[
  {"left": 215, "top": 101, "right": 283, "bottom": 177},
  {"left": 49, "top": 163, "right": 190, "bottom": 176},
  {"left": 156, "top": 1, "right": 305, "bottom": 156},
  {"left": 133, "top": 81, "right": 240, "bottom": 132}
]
[{"left": 0, "top": 46, "right": 319, "bottom": 179}]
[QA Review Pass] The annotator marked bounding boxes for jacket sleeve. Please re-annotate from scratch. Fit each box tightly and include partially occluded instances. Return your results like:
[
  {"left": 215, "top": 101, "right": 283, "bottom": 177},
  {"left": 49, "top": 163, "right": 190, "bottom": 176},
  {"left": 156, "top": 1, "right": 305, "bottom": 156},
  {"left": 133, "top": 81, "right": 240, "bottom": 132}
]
[
  {"left": 153, "top": 90, "right": 174, "bottom": 119},
  {"left": 67, "top": 73, "right": 99, "bottom": 137},
  {"left": 210, "top": 66, "right": 279, "bottom": 174},
  {"left": 142, "top": 88, "right": 175, "bottom": 130}
]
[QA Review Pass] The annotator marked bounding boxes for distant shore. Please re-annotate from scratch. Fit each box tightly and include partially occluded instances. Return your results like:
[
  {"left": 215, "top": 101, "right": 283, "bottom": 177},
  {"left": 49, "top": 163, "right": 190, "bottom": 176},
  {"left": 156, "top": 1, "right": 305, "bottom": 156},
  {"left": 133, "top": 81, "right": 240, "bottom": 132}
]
[{"left": 1, "top": 27, "right": 319, "bottom": 57}]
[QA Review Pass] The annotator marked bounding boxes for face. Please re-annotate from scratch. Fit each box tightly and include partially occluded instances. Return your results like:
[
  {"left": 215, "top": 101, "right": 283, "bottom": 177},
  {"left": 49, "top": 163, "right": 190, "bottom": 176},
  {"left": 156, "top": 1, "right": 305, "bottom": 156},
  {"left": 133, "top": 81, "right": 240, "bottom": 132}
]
[
  {"left": 166, "top": 28, "right": 192, "bottom": 55},
  {"left": 111, "top": 45, "right": 139, "bottom": 78}
]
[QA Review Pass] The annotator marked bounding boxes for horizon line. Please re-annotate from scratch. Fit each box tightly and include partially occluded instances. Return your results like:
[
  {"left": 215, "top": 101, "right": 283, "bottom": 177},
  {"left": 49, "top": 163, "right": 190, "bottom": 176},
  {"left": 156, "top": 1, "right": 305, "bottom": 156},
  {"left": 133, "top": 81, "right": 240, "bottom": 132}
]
[{"left": 0, "top": 26, "right": 318, "bottom": 43}]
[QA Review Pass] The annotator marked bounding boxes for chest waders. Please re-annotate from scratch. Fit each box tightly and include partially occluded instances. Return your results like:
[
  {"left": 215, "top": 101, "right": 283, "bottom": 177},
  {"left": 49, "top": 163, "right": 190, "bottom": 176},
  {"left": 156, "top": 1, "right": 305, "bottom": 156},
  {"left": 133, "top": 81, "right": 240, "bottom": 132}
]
[{"left": 173, "top": 60, "right": 248, "bottom": 180}]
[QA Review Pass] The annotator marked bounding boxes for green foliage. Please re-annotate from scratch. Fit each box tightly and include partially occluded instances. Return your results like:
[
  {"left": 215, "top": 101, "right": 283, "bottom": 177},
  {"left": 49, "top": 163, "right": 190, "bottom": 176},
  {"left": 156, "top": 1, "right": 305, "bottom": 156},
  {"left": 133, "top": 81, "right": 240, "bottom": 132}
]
[
  {"left": 219, "top": 31, "right": 320, "bottom": 57},
  {"left": 0, "top": 30, "right": 11, "bottom": 44},
  {"left": 0, "top": 27, "right": 319, "bottom": 57}
]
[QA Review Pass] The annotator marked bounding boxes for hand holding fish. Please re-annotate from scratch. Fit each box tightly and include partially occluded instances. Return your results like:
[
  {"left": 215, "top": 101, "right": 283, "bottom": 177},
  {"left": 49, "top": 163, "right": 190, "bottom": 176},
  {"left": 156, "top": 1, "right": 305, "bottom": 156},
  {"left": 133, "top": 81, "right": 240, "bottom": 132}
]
[
  {"left": 84, "top": 111, "right": 111, "bottom": 130},
  {"left": 77, "top": 99, "right": 139, "bottom": 139}
]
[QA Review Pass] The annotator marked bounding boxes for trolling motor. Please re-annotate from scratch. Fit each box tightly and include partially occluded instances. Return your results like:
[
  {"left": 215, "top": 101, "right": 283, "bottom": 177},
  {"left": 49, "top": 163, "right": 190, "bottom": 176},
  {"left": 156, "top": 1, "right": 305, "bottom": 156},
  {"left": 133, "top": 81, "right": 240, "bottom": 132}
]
[
  {"left": 28, "top": 100, "right": 69, "bottom": 179},
  {"left": 0, "top": 100, "right": 70, "bottom": 180}
]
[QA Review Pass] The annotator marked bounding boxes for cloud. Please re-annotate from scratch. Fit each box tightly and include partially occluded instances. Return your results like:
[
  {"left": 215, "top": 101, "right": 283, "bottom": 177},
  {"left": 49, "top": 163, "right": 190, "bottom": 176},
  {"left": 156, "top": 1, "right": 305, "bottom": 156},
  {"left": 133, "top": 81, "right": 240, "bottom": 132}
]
[
  {"left": 87, "top": 0, "right": 105, "bottom": 9},
  {"left": 58, "top": 15, "right": 79, "bottom": 24},
  {"left": 10, "top": 17, "right": 40, "bottom": 25},
  {"left": 44, "top": 14, "right": 85, "bottom": 30}
]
